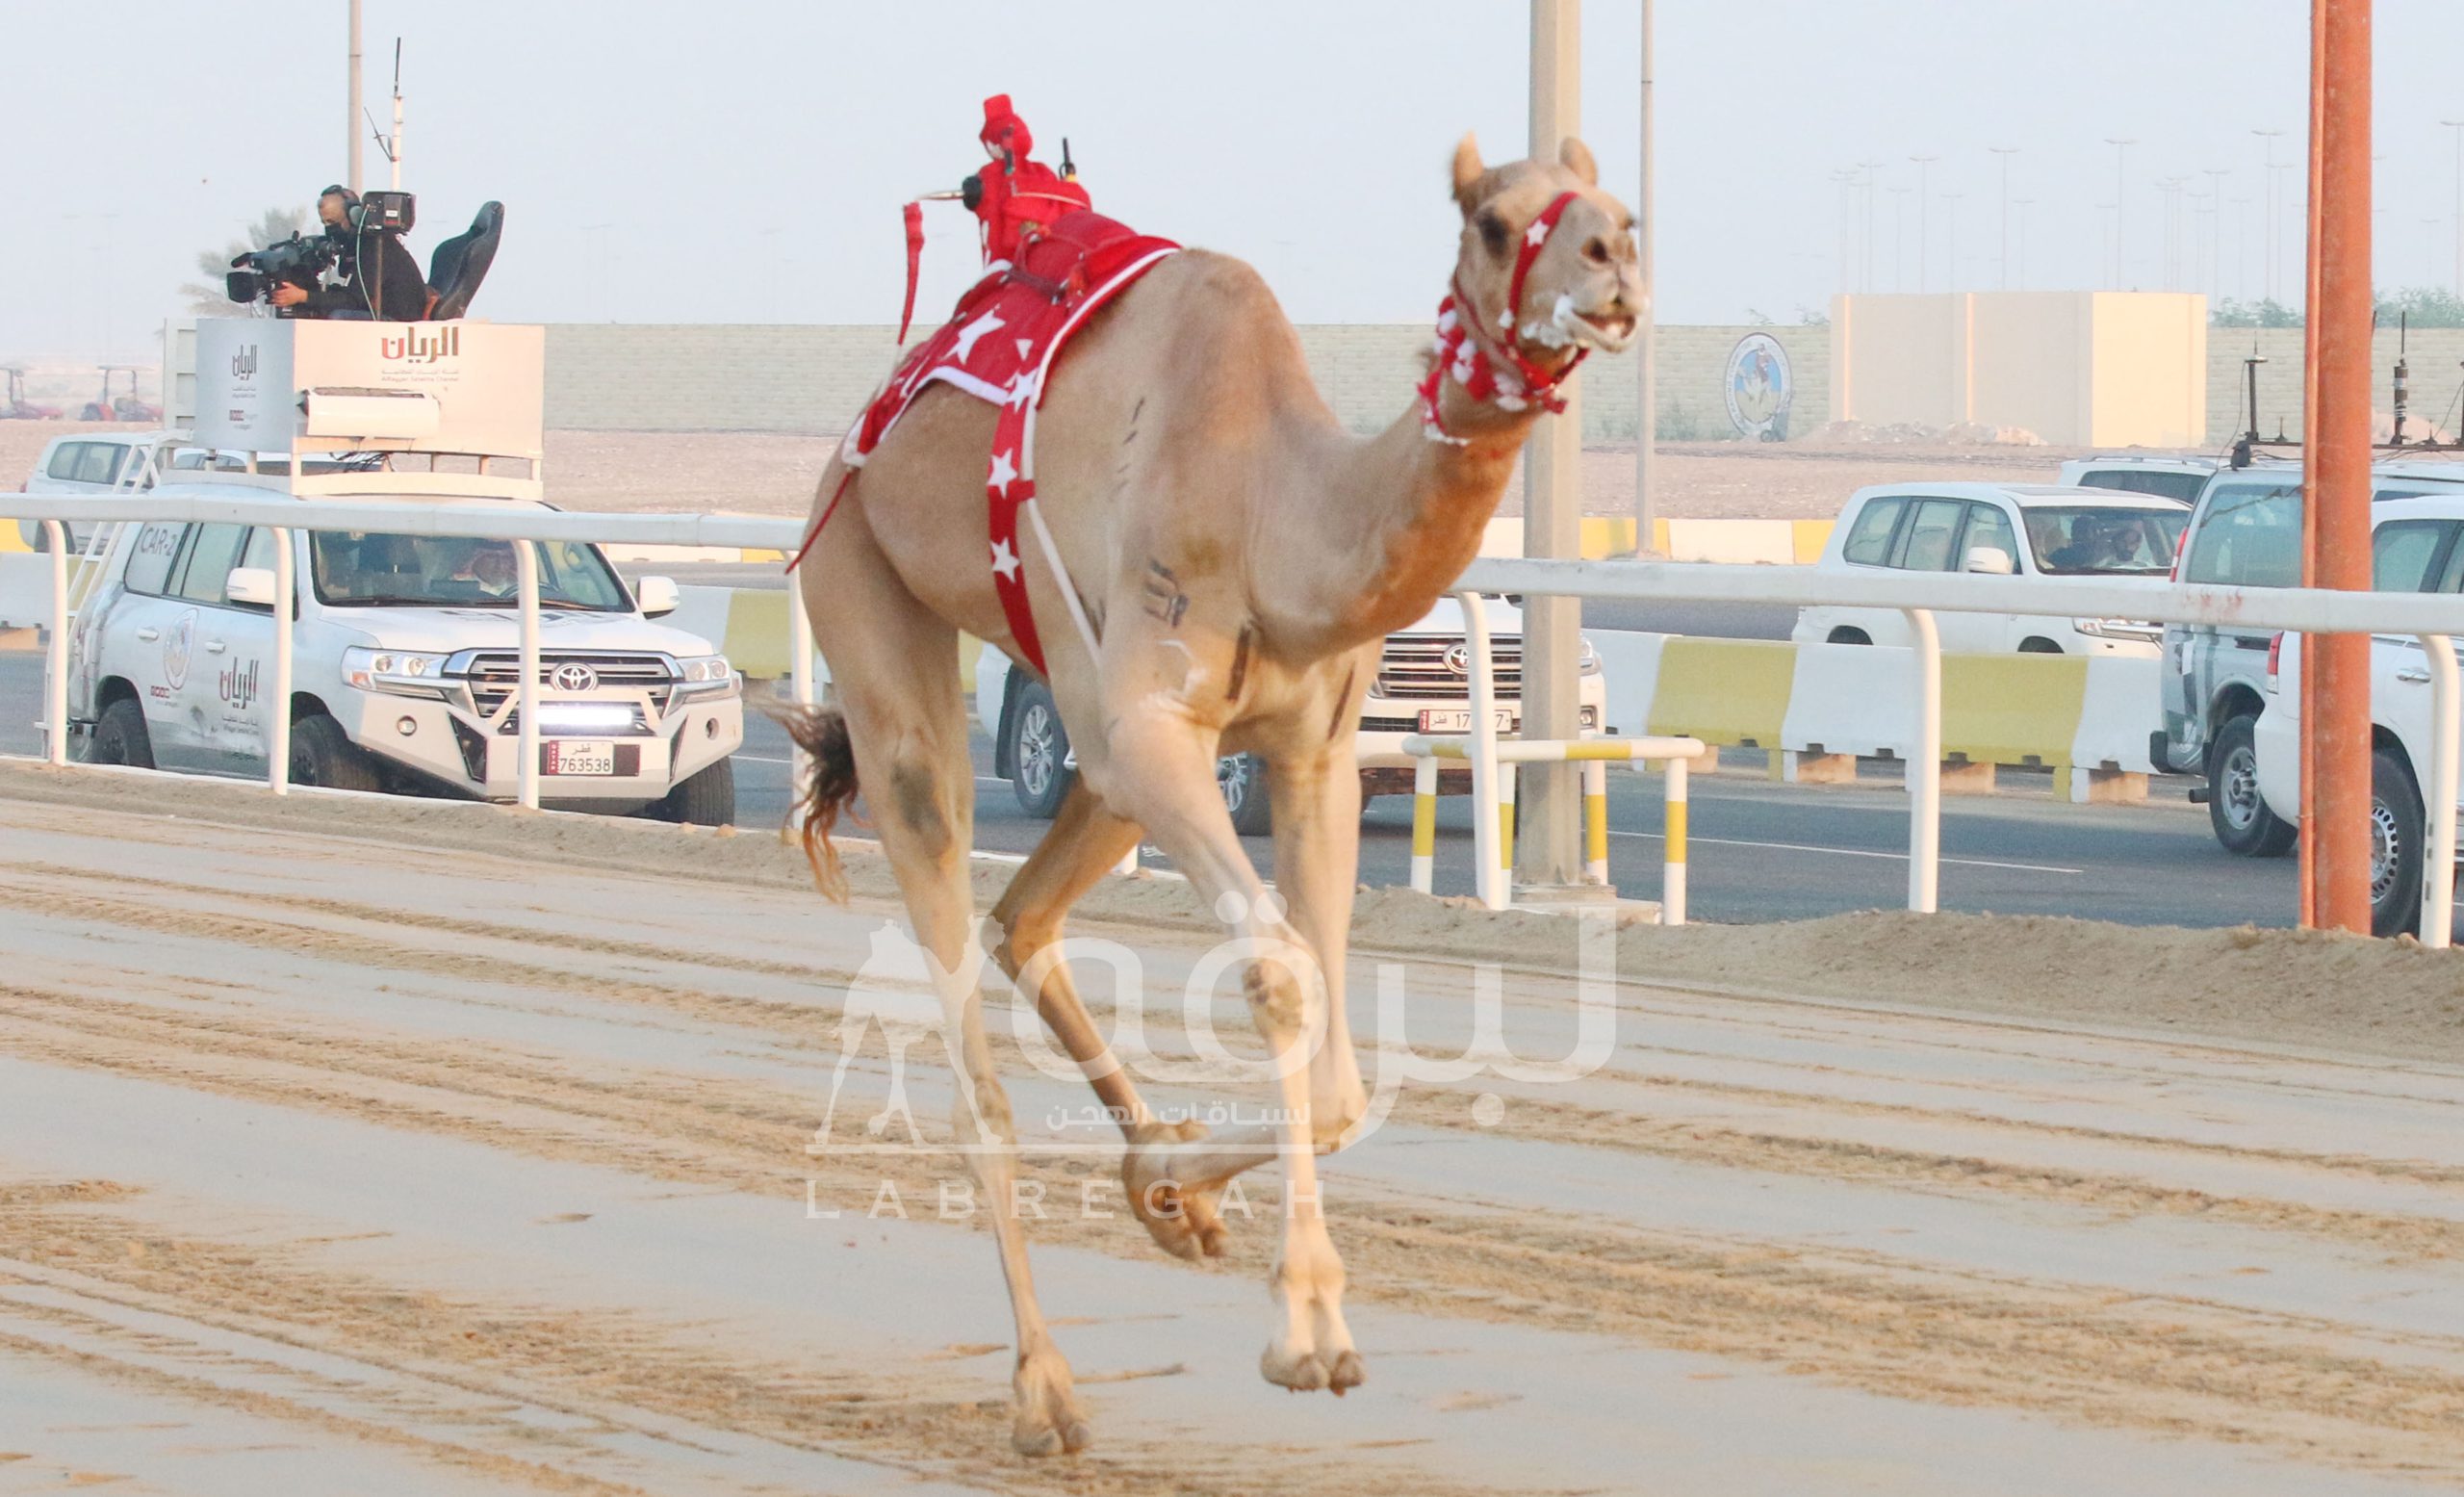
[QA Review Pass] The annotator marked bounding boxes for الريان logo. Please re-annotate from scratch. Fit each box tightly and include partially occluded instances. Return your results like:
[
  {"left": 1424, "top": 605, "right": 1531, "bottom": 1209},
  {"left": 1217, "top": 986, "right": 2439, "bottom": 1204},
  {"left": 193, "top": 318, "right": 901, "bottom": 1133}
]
[{"left": 1723, "top": 332, "right": 1793, "bottom": 441}]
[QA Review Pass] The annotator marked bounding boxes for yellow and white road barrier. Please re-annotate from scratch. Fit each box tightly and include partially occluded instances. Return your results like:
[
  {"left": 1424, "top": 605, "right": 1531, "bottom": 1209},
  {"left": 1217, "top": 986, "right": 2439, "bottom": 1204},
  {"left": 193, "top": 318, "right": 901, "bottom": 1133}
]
[{"left": 1402, "top": 731, "right": 1705, "bottom": 921}]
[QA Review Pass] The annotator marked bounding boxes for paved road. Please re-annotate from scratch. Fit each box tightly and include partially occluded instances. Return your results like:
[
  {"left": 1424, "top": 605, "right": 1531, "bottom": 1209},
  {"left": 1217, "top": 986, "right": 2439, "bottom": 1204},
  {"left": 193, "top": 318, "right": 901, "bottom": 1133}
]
[{"left": 0, "top": 650, "right": 2336, "bottom": 931}]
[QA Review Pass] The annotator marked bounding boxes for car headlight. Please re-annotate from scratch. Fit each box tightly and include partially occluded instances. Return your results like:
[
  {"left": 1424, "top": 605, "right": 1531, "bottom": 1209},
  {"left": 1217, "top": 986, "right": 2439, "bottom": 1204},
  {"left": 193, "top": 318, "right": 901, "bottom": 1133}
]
[
  {"left": 2073, "top": 617, "right": 2158, "bottom": 640},
  {"left": 676, "top": 654, "right": 737, "bottom": 691},
  {"left": 1578, "top": 636, "right": 1603, "bottom": 676},
  {"left": 343, "top": 646, "right": 450, "bottom": 696}
]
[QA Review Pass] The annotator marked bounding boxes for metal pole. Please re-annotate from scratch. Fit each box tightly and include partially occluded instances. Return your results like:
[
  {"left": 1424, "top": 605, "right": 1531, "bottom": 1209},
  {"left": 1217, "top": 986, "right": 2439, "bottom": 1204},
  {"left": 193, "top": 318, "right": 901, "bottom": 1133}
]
[
  {"left": 1904, "top": 607, "right": 1941, "bottom": 913},
  {"left": 390, "top": 53, "right": 404, "bottom": 192},
  {"left": 2106, "top": 138, "right": 2135, "bottom": 288},
  {"left": 1661, "top": 752, "right": 1687, "bottom": 925},
  {"left": 1519, "top": 0, "right": 1584, "bottom": 890},
  {"left": 1909, "top": 155, "right": 1936, "bottom": 290},
  {"left": 517, "top": 541, "right": 542, "bottom": 810},
  {"left": 346, "top": 0, "right": 364, "bottom": 194},
  {"left": 2419, "top": 633, "right": 2457, "bottom": 947},
  {"left": 1633, "top": 0, "right": 1656, "bottom": 555},
  {"left": 1410, "top": 754, "right": 1438, "bottom": 893},
  {"left": 1461, "top": 589, "right": 1505, "bottom": 910},
  {"left": 1989, "top": 146, "right": 2016, "bottom": 290},
  {"left": 42, "top": 523, "right": 66, "bottom": 767},
  {"left": 270, "top": 528, "right": 295, "bottom": 792},
  {"left": 2308, "top": 0, "right": 2374, "bottom": 934}
]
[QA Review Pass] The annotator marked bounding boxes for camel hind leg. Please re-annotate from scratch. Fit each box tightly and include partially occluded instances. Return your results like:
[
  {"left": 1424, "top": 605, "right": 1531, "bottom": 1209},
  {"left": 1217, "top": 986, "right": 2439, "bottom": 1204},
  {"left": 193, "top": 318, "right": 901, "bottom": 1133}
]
[{"left": 796, "top": 499, "right": 1091, "bottom": 1456}]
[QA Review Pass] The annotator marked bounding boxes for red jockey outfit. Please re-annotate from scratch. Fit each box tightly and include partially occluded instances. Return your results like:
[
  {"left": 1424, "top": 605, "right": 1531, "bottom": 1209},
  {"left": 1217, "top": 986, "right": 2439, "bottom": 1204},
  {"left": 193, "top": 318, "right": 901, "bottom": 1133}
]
[{"left": 965, "top": 94, "right": 1091, "bottom": 267}]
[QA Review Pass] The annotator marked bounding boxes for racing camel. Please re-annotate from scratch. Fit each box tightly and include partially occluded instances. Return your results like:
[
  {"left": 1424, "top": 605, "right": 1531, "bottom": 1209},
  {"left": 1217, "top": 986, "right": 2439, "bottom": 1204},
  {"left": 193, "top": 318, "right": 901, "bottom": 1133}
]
[{"left": 787, "top": 134, "right": 1640, "bottom": 1455}]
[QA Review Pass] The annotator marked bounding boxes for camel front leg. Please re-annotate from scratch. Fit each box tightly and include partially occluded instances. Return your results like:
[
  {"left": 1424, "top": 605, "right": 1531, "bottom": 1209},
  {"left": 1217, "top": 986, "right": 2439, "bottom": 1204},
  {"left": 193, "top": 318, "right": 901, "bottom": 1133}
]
[{"left": 1084, "top": 710, "right": 1363, "bottom": 1396}]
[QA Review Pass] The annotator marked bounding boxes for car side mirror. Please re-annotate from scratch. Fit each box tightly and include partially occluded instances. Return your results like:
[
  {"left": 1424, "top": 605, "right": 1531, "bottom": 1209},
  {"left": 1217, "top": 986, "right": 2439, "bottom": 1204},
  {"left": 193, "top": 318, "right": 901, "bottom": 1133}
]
[
  {"left": 1964, "top": 546, "right": 2015, "bottom": 576},
  {"left": 224, "top": 566, "right": 278, "bottom": 608},
  {"left": 636, "top": 575, "right": 680, "bottom": 617}
]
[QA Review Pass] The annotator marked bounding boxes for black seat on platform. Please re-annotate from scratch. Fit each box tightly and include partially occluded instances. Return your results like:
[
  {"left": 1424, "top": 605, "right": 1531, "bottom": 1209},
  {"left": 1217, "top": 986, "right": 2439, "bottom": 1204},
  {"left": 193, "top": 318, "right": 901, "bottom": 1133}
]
[{"left": 425, "top": 201, "right": 503, "bottom": 321}]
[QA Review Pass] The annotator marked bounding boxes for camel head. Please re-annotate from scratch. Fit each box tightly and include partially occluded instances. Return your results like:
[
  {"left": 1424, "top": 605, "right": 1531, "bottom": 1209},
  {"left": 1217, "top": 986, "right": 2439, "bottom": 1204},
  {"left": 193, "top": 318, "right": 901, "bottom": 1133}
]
[{"left": 1449, "top": 133, "right": 1642, "bottom": 365}]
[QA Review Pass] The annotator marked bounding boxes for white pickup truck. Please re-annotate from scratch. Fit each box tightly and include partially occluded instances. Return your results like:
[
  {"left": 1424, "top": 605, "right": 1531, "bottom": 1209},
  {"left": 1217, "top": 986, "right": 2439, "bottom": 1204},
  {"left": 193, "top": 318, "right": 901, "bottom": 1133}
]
[
  {"left": 68, "top": 492, "right": 745, "bottom": 820},
  {"left": 2251, "top": 493, "right": 2464, "bottom": 936},
  {"left": 975, "top": 595, "right": 1606, "bottom": 834}
]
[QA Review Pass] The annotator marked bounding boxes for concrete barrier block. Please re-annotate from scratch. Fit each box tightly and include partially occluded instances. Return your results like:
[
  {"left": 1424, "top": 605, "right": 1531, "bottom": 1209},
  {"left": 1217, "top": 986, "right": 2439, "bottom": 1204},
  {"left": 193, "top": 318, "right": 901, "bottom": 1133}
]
[
  {"left": 0, "top": 554, "right": 54, "bottom": 632},
  {"left": 2071, "top": 656, "right": 2165, "bottom": 774},
  {"left": 1589, "top": 632, "right": 1668, "bottom": 738},
  {"left": 1783, "top": 750, "right": 1858, "bottom": 785},
  {"left": 1941, "top": 653, "right": 2088, "bottom": 772},
  {"left": 1940, "top": 760, "right": 1997, "bottom": 795},
  {"left": 2068, "top": 766, "right": 2149, "bottom": 804},
  {"left": 1648, "top": 637, "right": 1794, "bottom": 747},
  {"left": 1780, "top": 641, "right": 1912, "bottom": 759}
]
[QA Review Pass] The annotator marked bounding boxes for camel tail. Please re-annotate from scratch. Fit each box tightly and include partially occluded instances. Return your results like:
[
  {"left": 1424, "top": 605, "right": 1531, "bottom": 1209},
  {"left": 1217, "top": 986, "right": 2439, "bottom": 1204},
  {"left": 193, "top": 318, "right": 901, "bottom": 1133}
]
[{"left": 775, "top": 704, "right": 860, "bottom": 902}]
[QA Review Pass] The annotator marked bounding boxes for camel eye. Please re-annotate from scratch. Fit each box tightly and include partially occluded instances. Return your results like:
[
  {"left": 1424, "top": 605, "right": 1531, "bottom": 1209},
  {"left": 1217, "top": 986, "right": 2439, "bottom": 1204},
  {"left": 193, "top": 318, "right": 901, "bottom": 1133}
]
[
  {"left": 1476, "top": 211, "right": 1510, "bottom": 257},
  {"left": 1582, "top": 237, "right": 1610, "bottom": 266}
]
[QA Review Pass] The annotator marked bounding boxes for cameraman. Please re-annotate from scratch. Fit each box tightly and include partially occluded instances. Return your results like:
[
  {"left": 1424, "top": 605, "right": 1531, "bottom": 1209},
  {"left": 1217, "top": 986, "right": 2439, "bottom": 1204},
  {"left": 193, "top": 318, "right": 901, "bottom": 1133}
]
[{"left": 270, "top": 186, "right": 427, "bottom": 322}]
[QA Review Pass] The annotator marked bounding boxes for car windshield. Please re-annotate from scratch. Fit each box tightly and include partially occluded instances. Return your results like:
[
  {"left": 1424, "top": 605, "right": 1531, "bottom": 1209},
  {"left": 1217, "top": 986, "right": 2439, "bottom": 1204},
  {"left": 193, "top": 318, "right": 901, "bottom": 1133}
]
[
  {"left": 2080, "top": 469, "right": 2208, "bottom": 503},
  {"left": 309, "top": 532, "right": 629, "bottom": 610},
  {"left": 2021, "top": 506, "right": 2189, "bottom": 575}
]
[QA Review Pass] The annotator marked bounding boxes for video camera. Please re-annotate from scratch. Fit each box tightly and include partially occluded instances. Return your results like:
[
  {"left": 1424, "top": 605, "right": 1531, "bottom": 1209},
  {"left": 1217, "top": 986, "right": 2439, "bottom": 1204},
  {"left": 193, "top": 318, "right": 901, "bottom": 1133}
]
[
  {"left": 222, "top": 191, "right": 418, "bottom": 316},
  {"left": 224, "top": 231, "right": 343, "bottom": 312}
]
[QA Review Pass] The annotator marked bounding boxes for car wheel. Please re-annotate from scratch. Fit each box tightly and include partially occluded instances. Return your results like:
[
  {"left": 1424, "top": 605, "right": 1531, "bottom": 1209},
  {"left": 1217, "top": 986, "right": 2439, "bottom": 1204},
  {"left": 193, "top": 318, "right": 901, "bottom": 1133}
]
[
  {"left": 288, "top": 712, "right": 382, "bottom": 792},
  {"left": 2018, "top": 637, "right": 2064, "bottom": 654},
  {"left": 1219, "top": 752, "right": 1272, "bottom": 837},
  {"left": 2205, "top": 715, "right": 2297, "bottom": 857},
  {"left": 84, "top": 698, "right": 153, "bottom": 769},
  {"left": 647, "top": 757, "right": 735, "bottom": 826},
  {"left": 2372, "top": 745, "right": 2426, "bottom": 940},
  {"left": 1006, "top": 681, "right": 1074, "bottom": 819},
  {"left": 1827, "top": 627, "right": 1871, "bottom": 645}
]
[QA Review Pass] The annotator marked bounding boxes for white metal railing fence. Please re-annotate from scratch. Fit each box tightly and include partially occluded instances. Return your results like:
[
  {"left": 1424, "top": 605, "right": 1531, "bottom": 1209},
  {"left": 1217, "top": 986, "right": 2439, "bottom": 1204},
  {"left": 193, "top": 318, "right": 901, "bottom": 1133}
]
[{"left": 4, "top": 490, "right": 2461, "bottom": 941}]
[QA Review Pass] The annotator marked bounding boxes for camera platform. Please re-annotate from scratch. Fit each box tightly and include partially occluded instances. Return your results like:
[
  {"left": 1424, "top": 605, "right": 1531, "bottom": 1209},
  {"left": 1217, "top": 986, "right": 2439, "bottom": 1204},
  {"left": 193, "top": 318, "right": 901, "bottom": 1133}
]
[{"left": 186, "top": 318, "right": 544, "bottom": 501}]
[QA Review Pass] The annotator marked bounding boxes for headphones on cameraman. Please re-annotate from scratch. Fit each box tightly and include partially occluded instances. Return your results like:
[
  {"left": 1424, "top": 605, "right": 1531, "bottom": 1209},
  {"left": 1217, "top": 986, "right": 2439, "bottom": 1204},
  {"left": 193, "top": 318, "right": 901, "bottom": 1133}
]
[{"left": 320, "top": 184, "right": 363, "bottom": 232}]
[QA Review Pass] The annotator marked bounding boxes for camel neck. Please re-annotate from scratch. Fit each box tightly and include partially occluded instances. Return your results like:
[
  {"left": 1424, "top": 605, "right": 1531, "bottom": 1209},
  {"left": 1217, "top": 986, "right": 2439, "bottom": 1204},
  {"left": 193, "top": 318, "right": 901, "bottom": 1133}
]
[{"left": 1260, "top": 378, "right": 1542, "bottom": 657}]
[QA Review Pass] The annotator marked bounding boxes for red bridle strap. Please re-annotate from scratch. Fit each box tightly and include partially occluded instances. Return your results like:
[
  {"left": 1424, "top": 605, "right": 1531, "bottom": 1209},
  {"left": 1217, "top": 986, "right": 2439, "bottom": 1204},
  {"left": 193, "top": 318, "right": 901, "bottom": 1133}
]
[{"left": 1419, "top": 191, "right": 1590, "bottom": 443}]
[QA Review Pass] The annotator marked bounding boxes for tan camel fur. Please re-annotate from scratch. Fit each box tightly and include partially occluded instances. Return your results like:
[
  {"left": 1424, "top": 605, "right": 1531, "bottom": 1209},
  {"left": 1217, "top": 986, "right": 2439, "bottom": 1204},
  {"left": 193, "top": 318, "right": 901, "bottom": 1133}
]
[{"left": 786, "top": 133, "right": 1639, "bottom": 1455}]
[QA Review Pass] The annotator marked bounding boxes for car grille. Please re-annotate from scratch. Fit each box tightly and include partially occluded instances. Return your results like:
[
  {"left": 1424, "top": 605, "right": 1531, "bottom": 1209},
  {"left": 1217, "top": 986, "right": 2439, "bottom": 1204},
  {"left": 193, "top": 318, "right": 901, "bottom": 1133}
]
[
  {"left": 450, "top": 651, "right": 677, "bottom": 730},
  {"left": 1374, "top": 634, "right": 1523, "bottom": 700}
]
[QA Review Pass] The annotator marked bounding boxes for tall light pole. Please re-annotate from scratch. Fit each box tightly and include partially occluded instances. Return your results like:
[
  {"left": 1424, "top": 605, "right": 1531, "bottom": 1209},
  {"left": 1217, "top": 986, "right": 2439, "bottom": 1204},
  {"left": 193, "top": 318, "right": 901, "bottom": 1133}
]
[
  {"left": 2204, "top": 168, "right": 2230, "bottom": 304},
  {"left": 2105, "top": 137, "right": 2135, "bottom": 288},
  {"left": 2254, "top": 128, "right": 2284, "bottom": 301},
  {"left": 1940, "top": 190, "right": 1965, "bottom": 290},
  {"left": 1888, "top": 186, "right": 1911, "bottom": 291},
  {"left": 1857, "top": 159, "right": 1886, "bottom": 292},
  {"left": 346, "top": 0, "right": 364, "bottom": 193},
  {"left": 1520, "top": 0, "right": 1583, "bottom": 890},
  {"left": 1988, "top": 145, "right": 2018, "bottom": 289},
  {"left": 2010, "top": 198, "right": 2033, "bottom": 289},
  {"left": 1909, "top": 154, "right": 1938, "bottom": 290},
  {"left": 1634, "top": 0, "right": 1656, "bottom": 550},
  {"left": 2444, "top": 119, "right": 2464, "bottom": 297}
]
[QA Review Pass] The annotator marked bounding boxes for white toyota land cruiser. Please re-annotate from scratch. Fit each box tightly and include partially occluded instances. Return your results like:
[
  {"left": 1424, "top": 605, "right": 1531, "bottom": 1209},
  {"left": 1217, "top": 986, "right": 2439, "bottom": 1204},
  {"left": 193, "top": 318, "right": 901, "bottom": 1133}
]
[{"left": 64, "top": 317, "right": 745, "bottom": 821}]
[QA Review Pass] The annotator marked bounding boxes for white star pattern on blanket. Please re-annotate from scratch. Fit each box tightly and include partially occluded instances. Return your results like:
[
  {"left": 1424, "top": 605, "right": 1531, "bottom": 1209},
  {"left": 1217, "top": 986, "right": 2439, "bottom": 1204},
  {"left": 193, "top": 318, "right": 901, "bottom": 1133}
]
[
  {"left": 988, "top": 449, "right": 1019, "bottom": 492},
  {"left": 990, "top": 538, "right": 1021, "bottom": 581},
  {"left": 952, "top": 309, "right": 1007, "bottom": 363}
]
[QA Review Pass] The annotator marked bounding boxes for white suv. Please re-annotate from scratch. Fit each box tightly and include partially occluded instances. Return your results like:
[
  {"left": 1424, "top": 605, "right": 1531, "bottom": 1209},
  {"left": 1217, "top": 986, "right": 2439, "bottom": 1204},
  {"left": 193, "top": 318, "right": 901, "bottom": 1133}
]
[
  {"left": 1794, "top": 482, "right": 2192, "bottom": 657},
  {"left": 2252, "top": 492, "right": 2464, "bottom": 937},
  {"left": 68, "top": 495, "right": 745, "bottom": 821},
  {"left": 977, "top": 595, "right": 1606, "bottom": 835},
  {"left": 2056, "top": 453, "right": 2223, "bottom": 503}
]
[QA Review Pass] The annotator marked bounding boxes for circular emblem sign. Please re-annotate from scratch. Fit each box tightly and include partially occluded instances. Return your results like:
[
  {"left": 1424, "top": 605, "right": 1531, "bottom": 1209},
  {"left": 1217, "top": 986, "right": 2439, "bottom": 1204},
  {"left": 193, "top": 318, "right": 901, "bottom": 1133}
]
[
  {"left": 1724, "top": 333, "right": 1794, "bottom": 442},
  {"left": 163, "top": 607, "right": 198, "bottom": 690}
]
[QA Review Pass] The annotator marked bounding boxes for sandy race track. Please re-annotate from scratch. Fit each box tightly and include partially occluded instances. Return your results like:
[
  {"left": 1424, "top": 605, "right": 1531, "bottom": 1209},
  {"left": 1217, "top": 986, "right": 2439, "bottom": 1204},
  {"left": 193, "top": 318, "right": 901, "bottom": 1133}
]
[{"left": 5, "top": 760, "right": 2464, "bottom": 1493}]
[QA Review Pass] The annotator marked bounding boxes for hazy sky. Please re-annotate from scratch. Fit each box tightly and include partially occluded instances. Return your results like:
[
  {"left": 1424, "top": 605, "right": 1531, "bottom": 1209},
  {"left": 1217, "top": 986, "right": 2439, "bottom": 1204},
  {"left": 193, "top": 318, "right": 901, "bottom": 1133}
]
[{"left": 6, "top": 0, "right": 2464, "bottom": 364}]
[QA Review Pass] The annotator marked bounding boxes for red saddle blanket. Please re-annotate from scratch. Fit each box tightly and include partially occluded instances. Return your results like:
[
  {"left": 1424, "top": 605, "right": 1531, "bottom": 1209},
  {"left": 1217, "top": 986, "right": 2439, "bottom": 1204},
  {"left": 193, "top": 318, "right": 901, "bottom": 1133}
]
[{"left": 834, "top": 211, "right": 1179, "bottom": 675}]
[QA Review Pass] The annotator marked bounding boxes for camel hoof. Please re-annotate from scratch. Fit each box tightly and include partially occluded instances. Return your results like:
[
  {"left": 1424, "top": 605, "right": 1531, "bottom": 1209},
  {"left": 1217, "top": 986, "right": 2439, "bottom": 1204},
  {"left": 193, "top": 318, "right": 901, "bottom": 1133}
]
[
  {"left": 1260, "top": 1341, "right": 1331, "bottom": 1392},
  {"left": 1326, "top": 1349, "right": 1366, "bottom": 1394},
  {"left": 1122, "top": 1121, "right": 1229, "bottom": 1263},
  {"left": 1012, "top": 1348, "right": 1092, "bottom": 1457}
]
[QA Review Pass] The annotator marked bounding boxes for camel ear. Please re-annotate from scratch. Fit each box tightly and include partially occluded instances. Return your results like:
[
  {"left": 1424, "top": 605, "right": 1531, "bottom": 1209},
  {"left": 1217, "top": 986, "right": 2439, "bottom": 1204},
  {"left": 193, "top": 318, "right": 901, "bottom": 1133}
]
[
  {"left": 1451, "top": 133, "right": 1486, "bottom": 212},
  {"left": 1559, "top": 136, "right": 1599, "bottom": 187}
]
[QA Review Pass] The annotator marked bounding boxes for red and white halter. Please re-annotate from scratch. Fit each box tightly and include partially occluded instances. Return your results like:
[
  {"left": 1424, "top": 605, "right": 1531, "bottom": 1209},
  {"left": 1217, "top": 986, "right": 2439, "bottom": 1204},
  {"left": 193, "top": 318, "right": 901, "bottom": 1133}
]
[{"left": 1417, "top": 190, "right": 1590, "bottom": 445}]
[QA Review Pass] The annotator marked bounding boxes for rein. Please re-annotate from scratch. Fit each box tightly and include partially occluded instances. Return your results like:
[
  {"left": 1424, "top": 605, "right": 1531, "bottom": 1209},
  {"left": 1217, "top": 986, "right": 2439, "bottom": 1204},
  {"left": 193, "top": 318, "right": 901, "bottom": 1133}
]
[{"left": 1418, "top": 190, "right": 1590, "bottom": 445}]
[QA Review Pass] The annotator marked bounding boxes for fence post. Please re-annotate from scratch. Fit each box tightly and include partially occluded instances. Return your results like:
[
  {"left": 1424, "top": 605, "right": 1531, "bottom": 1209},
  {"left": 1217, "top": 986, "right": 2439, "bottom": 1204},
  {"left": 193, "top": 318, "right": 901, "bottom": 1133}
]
[
  {"left": 1411, "top": 752, "right": 1439, "bottom": 893},
  {"left": 1903, "top": 607, "right": 1941, "bottom": 913},
  {"left": 270, "top": 527, "right": 295, "bottom": 793},
  {"left": 1583, "top": 758, "right": 1608, "bottom": 884},
  {"left": 42, "top": 522, "right": 67, "bottom": 767},
  {"left": 2421, "top": 632, "right": 2458, "bottom": 948},
  {"left": 1460, "top": 589, "right": 1507, "bottom": 910},
  {"left": 1663, "top": 751, "right": 1688, "bottom": 925},
  {"left": 517, "top": 542, "right": 541, "bottom": 810}
]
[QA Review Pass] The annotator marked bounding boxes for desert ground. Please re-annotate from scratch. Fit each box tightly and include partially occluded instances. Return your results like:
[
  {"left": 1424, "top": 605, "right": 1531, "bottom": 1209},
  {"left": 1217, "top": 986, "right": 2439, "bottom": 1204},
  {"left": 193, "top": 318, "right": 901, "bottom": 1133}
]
[
  {"left": 4, "top": 759, "right": 2464, "bottom": 1494},
  {"left": 0, "top": 419, "right": 2117, "bottom": 524}
]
